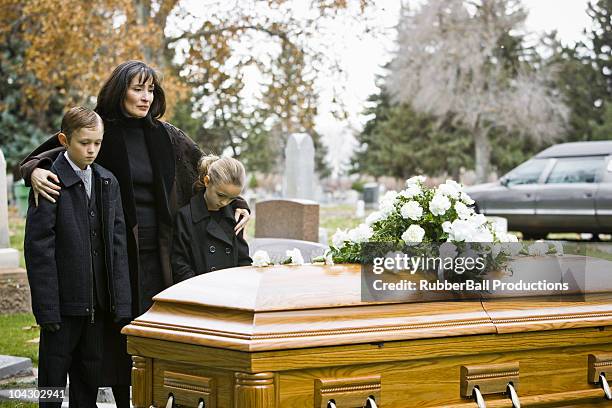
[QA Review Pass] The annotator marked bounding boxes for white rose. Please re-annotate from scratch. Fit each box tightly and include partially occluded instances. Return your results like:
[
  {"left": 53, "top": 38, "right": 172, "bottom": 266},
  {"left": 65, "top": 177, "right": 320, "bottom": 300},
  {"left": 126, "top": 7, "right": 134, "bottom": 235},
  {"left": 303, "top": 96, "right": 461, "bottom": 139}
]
[
  {"left": 501, "top": 242, "right": 522, "bottom": 256},
  {"left": 461, "top": 192, "right": 475, "bottom": 205},
  {"left": 500, "top": 233, "right": 518, "bottom": 243},
  {"left": 470, "top": 213, "right": 488, "bottom": 226},
  {"left": 447, "top": 219, "right": 476, "bottom": 242},
  {"left": 332, "top": 229, "right": 349, "bottom": 249},
  {"left": 454, "top": 201, "right": 473, "bottom": 220},
  {"left": 437, "top": 181, "right": 461, "bottom": 199},
  {"left": 401, "top": 224, "right": 425, "bottom": 245},
  {"left": 347, "top": 224, "right": 374, "bottom": 243},
  {"left": 399, "top": 184, "right": 421, "bottom": 199},
  {"left": 286, "top": 248, "right": 305, "bottom": 265},
  {"left": 551, "top": 241, "right": 564, "bottom": 256},
  {"left": 406, "top": 175, "right": 426, "bottom": 186},
  {"left": 429, "top": 194, "right": 451, "bottom": 216},
  {"left": 324, "top": 249, "right": 335, "bottom": 266},
  {"left": 378, "top": 190, "right": 398, "bottom": 216},
  {"left": 365, "top": 211, "right": 385, "bottom": 226},
  {"left": 252, "top": 250, "right": 271, "bottom": 267},
  {"left": 528, "top": 242, "right": 549, "bottom": 256},
  {"left": 400, "top": 201, "right": 423, "bottom": 221},
  {"left": 442, "top": 221, "right": 452, "bottom": 233}
]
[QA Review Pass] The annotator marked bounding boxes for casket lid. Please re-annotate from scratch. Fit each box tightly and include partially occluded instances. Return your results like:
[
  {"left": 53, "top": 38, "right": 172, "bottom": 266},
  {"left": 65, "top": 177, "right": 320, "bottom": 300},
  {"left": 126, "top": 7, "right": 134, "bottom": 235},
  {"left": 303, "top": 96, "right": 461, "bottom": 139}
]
[{"left": 123, "top": 262, "right": 612, "bottom": 352}]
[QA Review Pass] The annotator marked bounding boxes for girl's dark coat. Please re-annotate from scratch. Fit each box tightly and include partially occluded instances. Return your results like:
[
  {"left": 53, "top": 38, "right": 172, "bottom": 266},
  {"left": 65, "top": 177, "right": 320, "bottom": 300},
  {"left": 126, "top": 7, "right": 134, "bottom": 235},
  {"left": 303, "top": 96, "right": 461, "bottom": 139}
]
[{"left": 171, "top": 192, "right": 252, "bottom": 283}]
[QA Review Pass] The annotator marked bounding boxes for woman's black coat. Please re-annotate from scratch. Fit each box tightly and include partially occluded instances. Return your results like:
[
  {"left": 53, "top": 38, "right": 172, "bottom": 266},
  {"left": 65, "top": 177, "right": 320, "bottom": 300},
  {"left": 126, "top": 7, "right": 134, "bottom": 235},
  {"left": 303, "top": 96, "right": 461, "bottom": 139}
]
[{"left": 171, "top": 193, "right": 252, "bottom": 283}]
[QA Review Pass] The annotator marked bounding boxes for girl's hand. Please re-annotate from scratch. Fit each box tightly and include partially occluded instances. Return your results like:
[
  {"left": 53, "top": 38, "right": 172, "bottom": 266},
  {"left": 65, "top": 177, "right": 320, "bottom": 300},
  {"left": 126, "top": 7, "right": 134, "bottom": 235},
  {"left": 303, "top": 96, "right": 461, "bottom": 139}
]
[
  {"left": 234, "top": 208, "right": 250, "bottom": 235},
  {"left": 31, "top": 168, "right": 61, "bottom": 206}
]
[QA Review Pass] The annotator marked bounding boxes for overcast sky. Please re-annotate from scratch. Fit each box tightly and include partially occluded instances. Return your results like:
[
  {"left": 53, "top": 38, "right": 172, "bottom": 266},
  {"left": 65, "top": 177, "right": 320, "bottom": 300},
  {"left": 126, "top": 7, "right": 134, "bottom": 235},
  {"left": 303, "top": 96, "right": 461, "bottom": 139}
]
[{"left": 316, "top": 0, "right": 594, "bottom": 176}]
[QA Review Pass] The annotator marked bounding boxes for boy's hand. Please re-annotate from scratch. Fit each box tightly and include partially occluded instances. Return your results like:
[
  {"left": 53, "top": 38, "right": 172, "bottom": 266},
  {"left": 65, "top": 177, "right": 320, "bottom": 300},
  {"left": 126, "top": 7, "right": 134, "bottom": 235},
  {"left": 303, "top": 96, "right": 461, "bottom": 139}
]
[{"left": 40, "top": 323, "right": 61, "bottom": 332}]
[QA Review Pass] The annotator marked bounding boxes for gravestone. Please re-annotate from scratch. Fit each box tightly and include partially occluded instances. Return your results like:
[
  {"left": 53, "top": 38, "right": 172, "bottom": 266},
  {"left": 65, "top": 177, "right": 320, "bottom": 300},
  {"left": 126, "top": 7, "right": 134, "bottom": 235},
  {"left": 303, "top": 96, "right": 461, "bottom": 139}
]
[
  {"left": 0, "top": 149, "right": 19, "bottom": 268},
  {"left": 362, "top": 182, "right": 379, "bottom": 208},
  {"left": 255, "top": 199, "right": 319, "bottom": 242},
  {"left": 283, "top": 133, "right": 315, "bottom": 200},
  {"left": 249, "top": 238, "right": 327, "bottom": 264}
]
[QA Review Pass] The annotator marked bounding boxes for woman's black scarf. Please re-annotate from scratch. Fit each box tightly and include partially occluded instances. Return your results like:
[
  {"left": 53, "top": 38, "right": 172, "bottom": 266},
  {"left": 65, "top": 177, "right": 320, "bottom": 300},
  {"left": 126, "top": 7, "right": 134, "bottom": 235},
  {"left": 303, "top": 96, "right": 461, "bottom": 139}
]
[{"left": 96, "top": 117, "right": 175, "bottom": 231}]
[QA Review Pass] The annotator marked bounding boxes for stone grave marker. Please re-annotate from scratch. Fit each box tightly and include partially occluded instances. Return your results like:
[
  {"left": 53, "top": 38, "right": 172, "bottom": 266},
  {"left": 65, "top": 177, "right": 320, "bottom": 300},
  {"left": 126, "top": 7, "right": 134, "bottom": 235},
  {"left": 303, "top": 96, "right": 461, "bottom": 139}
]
[
  {"left": 283, "top": 133, "right": 315, "bottom": 200},
  {"left": 255, "top": 199, "right": 319, "bottom": 242}
]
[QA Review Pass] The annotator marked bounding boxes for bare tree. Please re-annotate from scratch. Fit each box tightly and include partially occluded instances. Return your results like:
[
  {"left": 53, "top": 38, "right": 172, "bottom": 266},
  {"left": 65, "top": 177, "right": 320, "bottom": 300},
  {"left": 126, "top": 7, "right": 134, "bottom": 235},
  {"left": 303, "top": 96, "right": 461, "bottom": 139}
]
[{"left": 387, "top": 0, "right": 569, "bottom": 182}]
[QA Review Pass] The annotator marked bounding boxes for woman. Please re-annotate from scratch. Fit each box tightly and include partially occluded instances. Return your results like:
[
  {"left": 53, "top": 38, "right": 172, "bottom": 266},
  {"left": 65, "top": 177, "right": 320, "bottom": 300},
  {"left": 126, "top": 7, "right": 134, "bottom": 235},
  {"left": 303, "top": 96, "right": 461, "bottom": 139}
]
[{"left": 20, "top": 60, "right": 250, "bottom": 406}]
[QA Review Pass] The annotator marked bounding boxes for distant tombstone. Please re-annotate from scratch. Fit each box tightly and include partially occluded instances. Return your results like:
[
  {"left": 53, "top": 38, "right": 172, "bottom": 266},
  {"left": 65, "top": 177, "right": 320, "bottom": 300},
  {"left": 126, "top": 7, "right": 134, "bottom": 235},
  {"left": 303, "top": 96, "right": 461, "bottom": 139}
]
[
  {"left": 355, "top": 200, "right": 365, "bottom": 217},
  {"left": 255, "top": 199, "right": 319, "bottom": 242},
  {"left": 283, "top": 133, "right": 315, "bottom": 200},
  {"left": 0, "top": 149, "right": 10, "bottom": 249},
  {"left": 0, "top": 149, "right": 19, "bottom": 268},
  {"left": 362, "top": 182, "right": 380, "bottom": 208},
  {"left": 249, "top": 238, "right": 327, "bottom": 264}
]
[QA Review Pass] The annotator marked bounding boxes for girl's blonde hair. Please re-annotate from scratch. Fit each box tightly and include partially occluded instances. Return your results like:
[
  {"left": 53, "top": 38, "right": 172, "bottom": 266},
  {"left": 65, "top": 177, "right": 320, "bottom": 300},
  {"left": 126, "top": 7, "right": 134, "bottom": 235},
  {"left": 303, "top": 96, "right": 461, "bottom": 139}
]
[{"left": 194, "top": 154, "right": 246, "bottom": 192}]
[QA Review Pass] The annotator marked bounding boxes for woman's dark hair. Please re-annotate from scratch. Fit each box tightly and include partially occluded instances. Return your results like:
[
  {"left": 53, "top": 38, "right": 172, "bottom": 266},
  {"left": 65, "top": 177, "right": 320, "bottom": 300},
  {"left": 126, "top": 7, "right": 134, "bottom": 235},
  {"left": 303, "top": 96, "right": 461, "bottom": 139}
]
[{"left": 95, "top": 60, "right": 166, "bottom": 126}]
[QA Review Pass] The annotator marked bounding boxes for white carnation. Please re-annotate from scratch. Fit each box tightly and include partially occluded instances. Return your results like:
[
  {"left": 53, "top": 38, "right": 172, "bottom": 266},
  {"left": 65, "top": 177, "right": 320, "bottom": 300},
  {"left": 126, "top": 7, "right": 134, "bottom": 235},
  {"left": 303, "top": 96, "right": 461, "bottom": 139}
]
[
  {"left": 365, "top": 211, "right": 385, "bottom": 226},
  {"left": 347, "top": 224, "right": 373, "bottom": 243},
  {"left": 252, "top": 250, "right": 271, "bottom": 267},
  {"left": 437, "top": 180, "right": 461, "bottom": 198},
  {"left": 402, "top": 224, "right": 425, "bottom": 245},
  {"left": 528, "top": 242, "right": 549, "bottom": 256},
  {"left": 378, "top": 190, "right": 398, "bottom": 216},
  {"left": 454, "top": 201, "right": 473, "bottom": 219},
  {"left": 406, "top": 175, "right": 426, "bottom": 186},
  {"left": 429, "top": 194, "right": 451, "bottom": 216},
  {"left": 332, "top": 229, "right": 349, "bottom": 249},
  {"left": 442, "top": 221, "right": 452, "bottom": 233},
  {"left": 399, "top": 184, "right": 421, "bottom": 199},
  {"left": 286, "top": 248, "right": 305, "bottom": 265},
  {"left": 461, "top": 192, "right": 475, "bottom": 205},
  {"left": 400, "top": 201, "right": 423, "bottom": 221}
]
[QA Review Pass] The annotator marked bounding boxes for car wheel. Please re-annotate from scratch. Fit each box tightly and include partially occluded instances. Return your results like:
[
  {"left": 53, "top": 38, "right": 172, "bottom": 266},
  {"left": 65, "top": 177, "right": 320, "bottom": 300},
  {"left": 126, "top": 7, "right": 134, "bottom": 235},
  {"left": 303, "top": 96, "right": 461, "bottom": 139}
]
[{"left": 522, "top": 232, "right": 547, "bottom": 240}]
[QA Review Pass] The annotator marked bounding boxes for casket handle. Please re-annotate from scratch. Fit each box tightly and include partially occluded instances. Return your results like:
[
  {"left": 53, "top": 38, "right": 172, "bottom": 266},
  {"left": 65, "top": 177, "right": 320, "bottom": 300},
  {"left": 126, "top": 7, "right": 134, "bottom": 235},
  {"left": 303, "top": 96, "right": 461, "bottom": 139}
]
[
  {"left": 472, "top": 387, "right": 486, "bottom": 408},
  {"left": 506, "top": 383, "right": 520, "bottom": 408},
  {"left": 165, "top": 394, "right": 174, "bottom": 408},
  {"left": 600, "top": 373, "right": 612, "bottom": 400},
  {"left": 365, "top": 396, "right": 378, "bottom": 408},
  {"left": 327, "top": 399, "right": 337, "bottom": 408}
]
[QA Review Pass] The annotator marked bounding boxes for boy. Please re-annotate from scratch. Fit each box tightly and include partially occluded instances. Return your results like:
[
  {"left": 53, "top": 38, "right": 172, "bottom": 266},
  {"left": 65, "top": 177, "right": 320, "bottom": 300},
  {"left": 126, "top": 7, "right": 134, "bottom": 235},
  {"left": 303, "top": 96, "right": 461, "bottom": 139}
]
[{"left": 24, "top": 107, "right": 131, "bottom": 408}]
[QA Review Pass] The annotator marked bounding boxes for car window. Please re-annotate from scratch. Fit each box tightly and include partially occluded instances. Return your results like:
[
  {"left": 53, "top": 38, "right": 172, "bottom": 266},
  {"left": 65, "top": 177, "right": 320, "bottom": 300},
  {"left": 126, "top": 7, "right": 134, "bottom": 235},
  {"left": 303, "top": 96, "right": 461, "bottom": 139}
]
[
  {"left": 504, "top": 159, "right": 548, "bottom": 186},
  {"left": 546, "top": 156, "right": 605, "bottom": 184}
]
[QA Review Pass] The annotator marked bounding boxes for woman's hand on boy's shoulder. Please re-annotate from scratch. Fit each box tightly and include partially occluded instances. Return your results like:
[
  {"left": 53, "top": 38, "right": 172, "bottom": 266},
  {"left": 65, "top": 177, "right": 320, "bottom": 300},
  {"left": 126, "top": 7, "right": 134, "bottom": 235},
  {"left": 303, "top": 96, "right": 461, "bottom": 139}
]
[{"left": 31, "top": 168, "right": 61, "bottom": 206}]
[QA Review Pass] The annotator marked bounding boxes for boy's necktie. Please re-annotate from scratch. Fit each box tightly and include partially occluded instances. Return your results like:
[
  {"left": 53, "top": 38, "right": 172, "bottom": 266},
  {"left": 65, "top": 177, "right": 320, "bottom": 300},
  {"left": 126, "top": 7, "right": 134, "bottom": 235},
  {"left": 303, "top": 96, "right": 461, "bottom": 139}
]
[{"left": 76, "top": 169, "right": 91, "bottom": 199}]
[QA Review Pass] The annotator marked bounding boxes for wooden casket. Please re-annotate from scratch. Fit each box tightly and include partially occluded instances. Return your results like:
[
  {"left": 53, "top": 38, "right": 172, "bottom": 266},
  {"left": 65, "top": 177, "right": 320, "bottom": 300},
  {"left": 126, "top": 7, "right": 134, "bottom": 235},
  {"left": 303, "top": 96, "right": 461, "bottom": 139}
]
[{"left": 122, "top": 264, "right": 612, "bottom": 407}]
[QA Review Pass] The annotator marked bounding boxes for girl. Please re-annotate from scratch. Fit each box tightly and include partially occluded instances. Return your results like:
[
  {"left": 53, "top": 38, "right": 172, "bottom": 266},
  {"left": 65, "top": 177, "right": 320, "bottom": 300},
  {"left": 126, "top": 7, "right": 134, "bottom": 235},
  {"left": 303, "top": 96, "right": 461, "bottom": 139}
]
[{"left": 171, "top": 155, "right": 252, "bottom": 283}]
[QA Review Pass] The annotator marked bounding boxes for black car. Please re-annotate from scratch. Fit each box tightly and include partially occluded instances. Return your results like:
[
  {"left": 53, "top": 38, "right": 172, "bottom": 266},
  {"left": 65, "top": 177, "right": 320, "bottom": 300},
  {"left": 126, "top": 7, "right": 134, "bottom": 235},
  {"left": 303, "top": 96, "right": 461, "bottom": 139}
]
[{"left": 465, "top": 141, "right": 612, "bottom": 239}]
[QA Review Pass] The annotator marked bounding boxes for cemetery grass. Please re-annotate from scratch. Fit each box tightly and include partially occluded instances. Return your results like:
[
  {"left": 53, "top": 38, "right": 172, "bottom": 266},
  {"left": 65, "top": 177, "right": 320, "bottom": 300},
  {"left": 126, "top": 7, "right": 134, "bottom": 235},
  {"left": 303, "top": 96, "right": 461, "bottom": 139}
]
[{"left": 0, "top": 314, "right": 38, "bottom": 367}]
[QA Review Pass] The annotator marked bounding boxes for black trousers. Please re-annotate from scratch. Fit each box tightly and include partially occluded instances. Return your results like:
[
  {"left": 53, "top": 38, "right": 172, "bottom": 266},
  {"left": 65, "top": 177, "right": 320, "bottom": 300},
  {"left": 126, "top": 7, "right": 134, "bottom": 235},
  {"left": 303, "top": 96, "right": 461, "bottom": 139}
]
[{"left": 38, "top": 314, "right": 105, "bottom": 408}]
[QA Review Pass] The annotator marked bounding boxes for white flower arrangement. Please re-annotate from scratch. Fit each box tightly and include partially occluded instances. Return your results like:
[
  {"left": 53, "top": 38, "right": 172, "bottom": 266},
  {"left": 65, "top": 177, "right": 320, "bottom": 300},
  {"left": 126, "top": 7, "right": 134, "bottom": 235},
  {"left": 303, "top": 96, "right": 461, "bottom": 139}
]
[{"left": 252, "top": 250, "right": 271, "bottom": 267}]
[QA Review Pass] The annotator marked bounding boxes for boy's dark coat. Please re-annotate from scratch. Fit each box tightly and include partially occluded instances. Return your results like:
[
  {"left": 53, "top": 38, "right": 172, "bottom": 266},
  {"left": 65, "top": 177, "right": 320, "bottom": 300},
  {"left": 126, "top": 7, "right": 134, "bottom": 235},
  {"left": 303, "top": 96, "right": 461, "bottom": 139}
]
[
  {"left": 24, "top": 153, "right": 131, "bottom": 325},
  {"left": 171, "top": 193, "right": 252, "bottom": 283},
  {"left": 21, "top": 121, "right": 249, "bottom": 315}
]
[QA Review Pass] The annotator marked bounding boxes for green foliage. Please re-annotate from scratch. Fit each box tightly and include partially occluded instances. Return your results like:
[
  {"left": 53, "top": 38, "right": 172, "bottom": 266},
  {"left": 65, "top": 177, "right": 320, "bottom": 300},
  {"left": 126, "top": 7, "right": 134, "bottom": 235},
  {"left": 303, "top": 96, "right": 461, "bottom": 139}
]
[
  {"left": 592, "top": 102, "right": 612, "bottom": 139},
  {"left": 353, "top": 90, "right": 473, "bottom": 179}
]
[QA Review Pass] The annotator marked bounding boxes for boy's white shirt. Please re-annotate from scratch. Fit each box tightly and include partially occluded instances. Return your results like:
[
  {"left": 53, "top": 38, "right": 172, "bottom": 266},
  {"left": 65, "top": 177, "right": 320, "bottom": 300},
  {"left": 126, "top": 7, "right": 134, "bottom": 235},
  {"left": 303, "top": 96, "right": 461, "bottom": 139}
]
[{"left": 64, "top": 151, "right": 92, "bottom": 198}]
